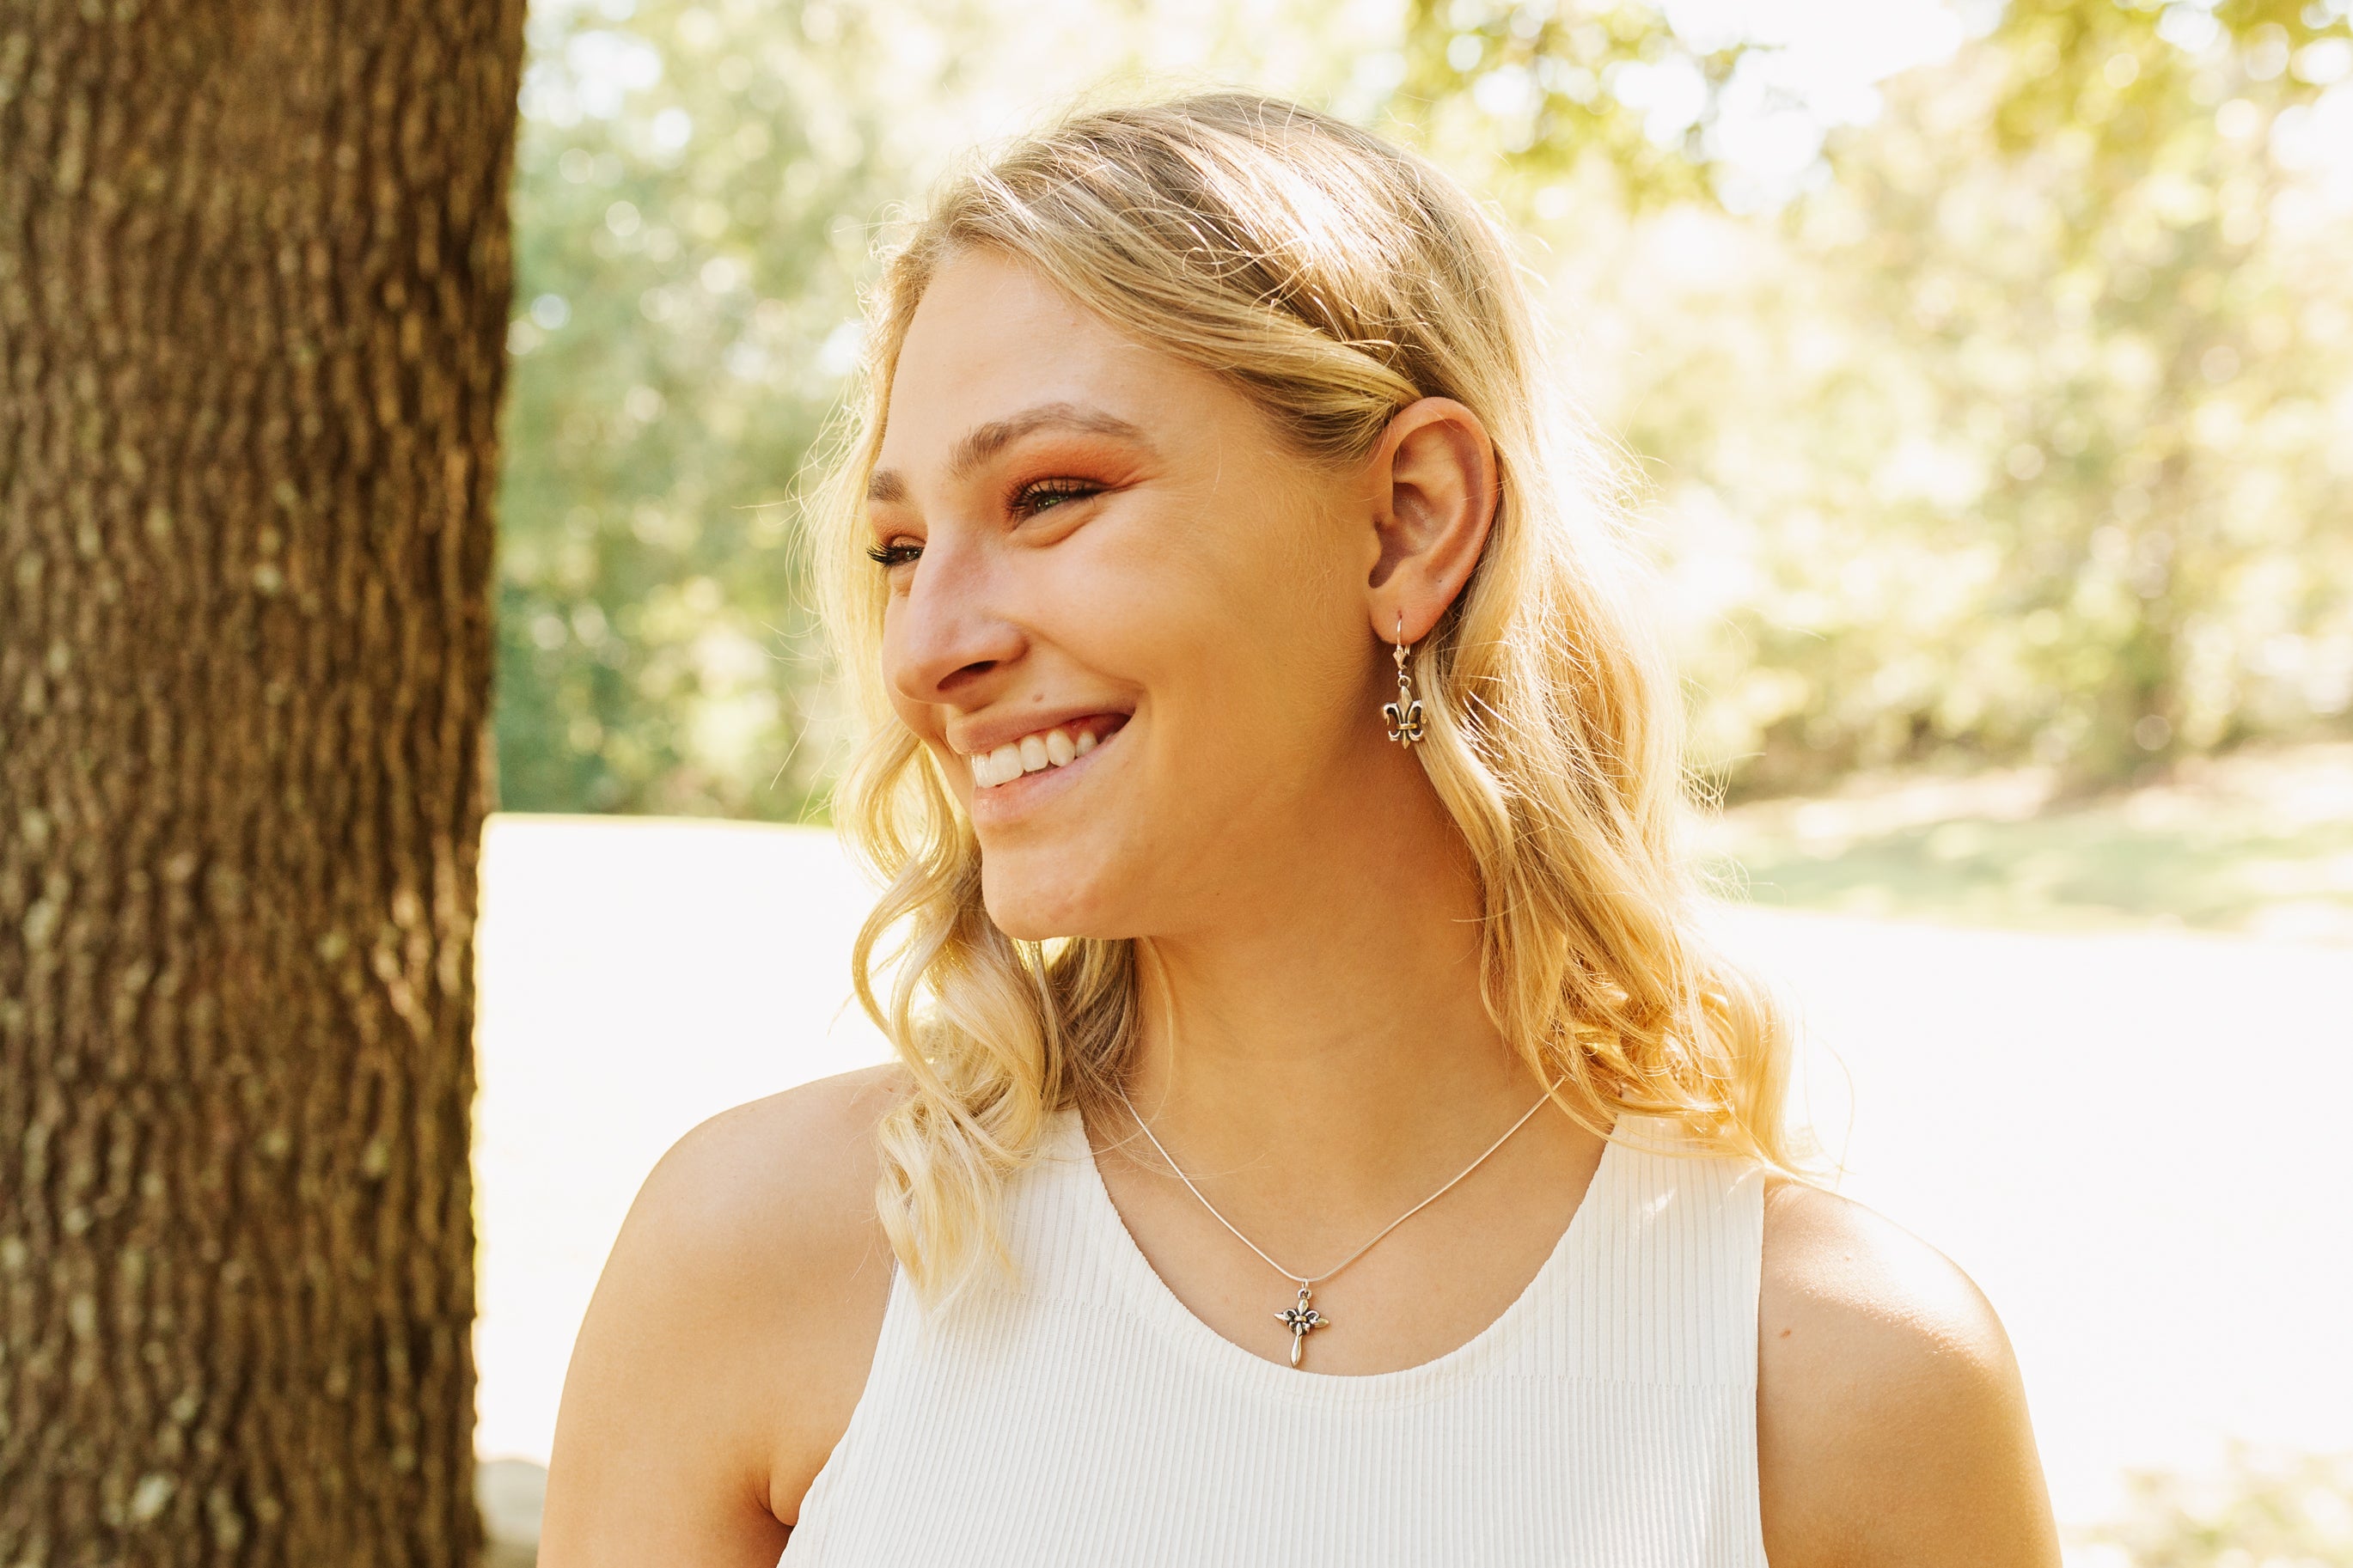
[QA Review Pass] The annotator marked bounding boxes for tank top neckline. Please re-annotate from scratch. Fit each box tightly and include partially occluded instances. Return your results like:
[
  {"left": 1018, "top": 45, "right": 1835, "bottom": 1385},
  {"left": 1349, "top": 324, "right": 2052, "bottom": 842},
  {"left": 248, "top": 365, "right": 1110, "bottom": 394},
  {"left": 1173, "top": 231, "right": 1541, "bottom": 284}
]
[{"left": 1047, "top": 1101, "right": 1628, "bottom": 1401}]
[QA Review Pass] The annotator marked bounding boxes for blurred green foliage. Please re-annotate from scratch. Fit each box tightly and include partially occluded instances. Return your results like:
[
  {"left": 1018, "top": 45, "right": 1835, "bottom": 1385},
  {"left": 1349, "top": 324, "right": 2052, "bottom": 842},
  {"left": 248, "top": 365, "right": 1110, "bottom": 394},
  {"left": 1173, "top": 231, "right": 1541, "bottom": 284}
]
[
  {"left": 493, "top": 0, "right": 2353, "bottom": 818},
  {"left": 496, "top": 0, "right": 902, "bottom": 818},
  {"left": 1411, "top": 0, "right": 2353, "bottom": 796}
]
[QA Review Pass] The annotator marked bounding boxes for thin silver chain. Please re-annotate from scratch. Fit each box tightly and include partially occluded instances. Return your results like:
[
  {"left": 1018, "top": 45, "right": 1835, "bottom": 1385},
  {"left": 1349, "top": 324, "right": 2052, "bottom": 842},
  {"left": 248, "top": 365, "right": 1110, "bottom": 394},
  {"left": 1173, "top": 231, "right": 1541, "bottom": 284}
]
[{"left": 1114, "top": 1081, "right": 1562, "bottom": 1290}]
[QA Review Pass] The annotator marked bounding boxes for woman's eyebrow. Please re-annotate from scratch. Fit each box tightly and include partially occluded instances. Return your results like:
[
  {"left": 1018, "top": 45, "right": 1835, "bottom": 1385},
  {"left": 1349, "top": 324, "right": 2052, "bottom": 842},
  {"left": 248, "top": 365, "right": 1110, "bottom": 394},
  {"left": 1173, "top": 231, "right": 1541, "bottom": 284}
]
[{"left": 867, "top": 401, "right": 1152, "bottom": 503}]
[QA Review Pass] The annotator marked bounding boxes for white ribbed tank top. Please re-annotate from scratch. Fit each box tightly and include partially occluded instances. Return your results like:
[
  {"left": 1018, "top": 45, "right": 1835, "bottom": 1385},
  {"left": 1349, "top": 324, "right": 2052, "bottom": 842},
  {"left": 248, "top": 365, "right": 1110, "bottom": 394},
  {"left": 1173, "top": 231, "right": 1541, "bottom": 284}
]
[{"left": 781, "top": 1106, "right": 1769, "bottom": 1566}]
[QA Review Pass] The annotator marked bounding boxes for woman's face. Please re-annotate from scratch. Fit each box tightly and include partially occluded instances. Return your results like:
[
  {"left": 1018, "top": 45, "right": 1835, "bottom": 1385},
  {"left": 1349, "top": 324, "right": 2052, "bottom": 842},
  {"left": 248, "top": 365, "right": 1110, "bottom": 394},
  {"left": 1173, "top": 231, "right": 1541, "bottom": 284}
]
[{"left": 868, "top": 247, "right": 1401, "bottom": 942}]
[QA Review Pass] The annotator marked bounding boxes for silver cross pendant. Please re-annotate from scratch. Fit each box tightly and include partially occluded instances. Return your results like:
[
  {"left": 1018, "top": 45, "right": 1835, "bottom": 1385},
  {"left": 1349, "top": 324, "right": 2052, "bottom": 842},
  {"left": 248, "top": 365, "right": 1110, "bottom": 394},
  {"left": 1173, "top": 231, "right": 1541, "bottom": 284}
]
[{"left": 1276, "top": 1285, "right": 1329, "bottom": 1368}]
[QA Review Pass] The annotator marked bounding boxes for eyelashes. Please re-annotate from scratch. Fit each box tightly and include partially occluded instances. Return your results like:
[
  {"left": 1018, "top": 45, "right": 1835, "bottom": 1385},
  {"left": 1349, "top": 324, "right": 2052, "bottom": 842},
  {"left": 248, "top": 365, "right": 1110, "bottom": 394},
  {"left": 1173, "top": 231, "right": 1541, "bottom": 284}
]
[
  {"left": 1006, "top": 477, "right": 1101, "bottom": 516},
  {"left": 865, "top": 477, "right": 1106, "bottom": 570}
]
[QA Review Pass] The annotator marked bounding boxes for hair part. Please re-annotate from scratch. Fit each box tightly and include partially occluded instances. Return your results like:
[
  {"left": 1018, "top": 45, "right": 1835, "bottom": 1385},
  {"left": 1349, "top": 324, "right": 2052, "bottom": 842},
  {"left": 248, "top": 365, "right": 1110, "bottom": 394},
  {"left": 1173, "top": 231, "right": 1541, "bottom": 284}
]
[{"left": 807, "top": 88, "right": 1806, "bottom": 1303}]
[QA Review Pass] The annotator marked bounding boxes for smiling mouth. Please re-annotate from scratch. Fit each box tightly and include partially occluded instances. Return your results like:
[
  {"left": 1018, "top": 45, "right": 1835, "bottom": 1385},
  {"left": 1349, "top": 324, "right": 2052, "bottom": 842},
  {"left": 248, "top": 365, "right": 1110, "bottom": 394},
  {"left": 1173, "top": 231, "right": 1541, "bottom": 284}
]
[{"left": 967, "top": 714, "right": 1128, "bottom": 789}]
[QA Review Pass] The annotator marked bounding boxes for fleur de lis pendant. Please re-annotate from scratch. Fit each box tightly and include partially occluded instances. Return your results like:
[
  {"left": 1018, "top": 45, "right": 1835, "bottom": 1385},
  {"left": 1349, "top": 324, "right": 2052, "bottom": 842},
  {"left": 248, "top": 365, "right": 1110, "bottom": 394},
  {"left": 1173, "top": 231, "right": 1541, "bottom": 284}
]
[
  {"left": 1276, "top": 1284, "right": 1329, "bottom": 1368},
  {"left": 1384, "top": 640, "right": 1425, "bottom": 747}
]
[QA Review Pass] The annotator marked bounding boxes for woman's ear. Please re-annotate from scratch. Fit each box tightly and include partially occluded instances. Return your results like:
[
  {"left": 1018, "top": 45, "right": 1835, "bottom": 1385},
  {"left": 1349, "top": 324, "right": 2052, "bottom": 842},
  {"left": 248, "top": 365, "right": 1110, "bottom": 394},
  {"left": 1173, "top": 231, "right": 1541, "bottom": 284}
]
[{"left": 1361, "top": 397, "right": 1499, "bottom": 644}]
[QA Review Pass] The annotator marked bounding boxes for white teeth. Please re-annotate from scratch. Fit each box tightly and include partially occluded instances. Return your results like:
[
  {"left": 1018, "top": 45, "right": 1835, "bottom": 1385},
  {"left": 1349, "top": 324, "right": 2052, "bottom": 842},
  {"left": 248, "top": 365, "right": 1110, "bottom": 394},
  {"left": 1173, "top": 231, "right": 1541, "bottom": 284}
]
[{"left": 969, "top": 723, "right": 1109, "bottom": 787}]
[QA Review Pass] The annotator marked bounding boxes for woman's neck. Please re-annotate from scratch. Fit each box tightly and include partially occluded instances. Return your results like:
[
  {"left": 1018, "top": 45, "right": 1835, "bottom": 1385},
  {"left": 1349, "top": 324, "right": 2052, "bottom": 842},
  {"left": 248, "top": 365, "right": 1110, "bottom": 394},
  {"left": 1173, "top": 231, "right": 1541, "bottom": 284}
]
[{"left": 1119, "top": 766, "right": 1547, "bottom": 1209}]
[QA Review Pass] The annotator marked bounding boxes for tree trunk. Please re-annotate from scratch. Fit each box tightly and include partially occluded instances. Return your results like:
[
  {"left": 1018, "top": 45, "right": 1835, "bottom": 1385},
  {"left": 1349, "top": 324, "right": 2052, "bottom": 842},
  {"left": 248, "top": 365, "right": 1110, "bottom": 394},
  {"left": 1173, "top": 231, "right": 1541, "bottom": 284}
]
[{"left": 0, "top": 0, "right": 523, "bottom": 1561}]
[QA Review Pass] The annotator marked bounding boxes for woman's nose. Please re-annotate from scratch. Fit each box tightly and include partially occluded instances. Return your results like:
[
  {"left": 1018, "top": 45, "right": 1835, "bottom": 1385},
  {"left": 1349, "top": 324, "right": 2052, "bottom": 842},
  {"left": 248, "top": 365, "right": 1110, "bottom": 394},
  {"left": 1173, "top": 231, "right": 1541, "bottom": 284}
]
[{"left": 883, "top": 537, "right": 1026, "bottom": 707}]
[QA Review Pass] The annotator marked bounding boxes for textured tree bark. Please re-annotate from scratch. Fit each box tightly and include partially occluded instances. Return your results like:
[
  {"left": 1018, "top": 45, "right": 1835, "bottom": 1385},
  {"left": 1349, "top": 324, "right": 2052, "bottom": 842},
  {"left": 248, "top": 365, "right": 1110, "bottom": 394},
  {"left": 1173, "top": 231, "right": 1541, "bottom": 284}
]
[{"left": 0, "top": 0, "right": 523, "bottom": 1561}]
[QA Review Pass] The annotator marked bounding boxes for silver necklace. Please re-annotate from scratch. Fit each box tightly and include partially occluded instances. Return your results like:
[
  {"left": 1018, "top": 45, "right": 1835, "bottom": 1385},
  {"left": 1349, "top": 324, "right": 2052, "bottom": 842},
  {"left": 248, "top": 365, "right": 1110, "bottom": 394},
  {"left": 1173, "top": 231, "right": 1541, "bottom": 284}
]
[{"left": 1114, "top": 1083, "right": 1561, "bottom": 1369}]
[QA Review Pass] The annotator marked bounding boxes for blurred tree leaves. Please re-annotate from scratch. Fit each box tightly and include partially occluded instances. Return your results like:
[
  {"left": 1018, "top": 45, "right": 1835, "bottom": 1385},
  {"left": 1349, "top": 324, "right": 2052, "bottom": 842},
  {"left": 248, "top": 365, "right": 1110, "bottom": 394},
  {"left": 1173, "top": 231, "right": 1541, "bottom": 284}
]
[
  {"left": 495, "top": 0, "right": 2353, "bottom": 818},
  {"left": 1396, "top": 0, "right": 1715, "bottom": 204},
  {"left": 1406, "top": 0, "right": 2353, "bottom": 795},
  {"left": 495, "top": 0, "right": 896, "bottom": 818}
]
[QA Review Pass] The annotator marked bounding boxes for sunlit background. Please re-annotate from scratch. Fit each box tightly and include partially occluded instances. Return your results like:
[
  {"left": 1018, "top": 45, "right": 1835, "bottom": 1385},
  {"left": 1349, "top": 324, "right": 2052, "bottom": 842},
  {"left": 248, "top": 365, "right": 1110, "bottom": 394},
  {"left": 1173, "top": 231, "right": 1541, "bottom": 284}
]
[{"left": 465, "top": 1, "right": 2353, "bottom": 1561}]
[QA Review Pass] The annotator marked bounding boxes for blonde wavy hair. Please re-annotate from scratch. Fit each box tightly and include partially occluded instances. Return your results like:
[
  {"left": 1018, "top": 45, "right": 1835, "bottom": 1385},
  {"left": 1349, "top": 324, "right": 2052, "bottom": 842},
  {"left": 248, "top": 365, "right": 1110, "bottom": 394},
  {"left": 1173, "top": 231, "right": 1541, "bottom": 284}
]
[{"left": 809, "top": 89, "right": 1802, "bottom": 1301}]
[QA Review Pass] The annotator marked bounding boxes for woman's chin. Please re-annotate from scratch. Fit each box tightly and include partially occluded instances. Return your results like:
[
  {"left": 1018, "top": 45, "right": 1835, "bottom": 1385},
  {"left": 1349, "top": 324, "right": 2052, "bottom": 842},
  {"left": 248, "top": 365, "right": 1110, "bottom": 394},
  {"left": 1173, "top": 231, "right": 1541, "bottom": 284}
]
[{"left": 979, "top": 864, "right": 1123, "bottom": 943}]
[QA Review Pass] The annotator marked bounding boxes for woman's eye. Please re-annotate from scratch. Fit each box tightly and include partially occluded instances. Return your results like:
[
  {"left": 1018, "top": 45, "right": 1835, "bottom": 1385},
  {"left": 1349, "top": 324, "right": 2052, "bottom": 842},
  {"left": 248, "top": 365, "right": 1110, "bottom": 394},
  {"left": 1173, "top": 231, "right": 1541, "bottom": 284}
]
[
  {"left": 1011, "top": 479, "right": 1102, "bottom": 517},
  {"left": 865, "top": 540, "right": 923, "bottom": 569}
]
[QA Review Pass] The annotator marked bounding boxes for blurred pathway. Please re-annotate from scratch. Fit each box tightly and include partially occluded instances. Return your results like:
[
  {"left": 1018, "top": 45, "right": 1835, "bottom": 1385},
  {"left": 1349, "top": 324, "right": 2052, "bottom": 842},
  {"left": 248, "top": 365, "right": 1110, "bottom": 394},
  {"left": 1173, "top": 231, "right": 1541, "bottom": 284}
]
[{"left": 473, "top": 815, "right": 2351, "bottom": 1532}]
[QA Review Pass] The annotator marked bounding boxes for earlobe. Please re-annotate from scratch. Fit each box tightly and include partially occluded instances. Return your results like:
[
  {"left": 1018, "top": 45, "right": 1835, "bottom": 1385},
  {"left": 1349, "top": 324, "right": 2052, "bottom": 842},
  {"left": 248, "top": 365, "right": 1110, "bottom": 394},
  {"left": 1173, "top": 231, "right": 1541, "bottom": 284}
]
[{"left": 1366, "top": 396, "right": 1499, "bottom": 645}]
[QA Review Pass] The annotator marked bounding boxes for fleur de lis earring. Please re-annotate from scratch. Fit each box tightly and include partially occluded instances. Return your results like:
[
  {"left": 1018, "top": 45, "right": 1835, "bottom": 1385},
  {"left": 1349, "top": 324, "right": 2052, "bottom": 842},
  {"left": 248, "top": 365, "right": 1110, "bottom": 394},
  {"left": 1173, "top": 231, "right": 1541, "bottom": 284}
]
[{"left": 1383, "top": 614, "right": 1425, "bottom": 746}]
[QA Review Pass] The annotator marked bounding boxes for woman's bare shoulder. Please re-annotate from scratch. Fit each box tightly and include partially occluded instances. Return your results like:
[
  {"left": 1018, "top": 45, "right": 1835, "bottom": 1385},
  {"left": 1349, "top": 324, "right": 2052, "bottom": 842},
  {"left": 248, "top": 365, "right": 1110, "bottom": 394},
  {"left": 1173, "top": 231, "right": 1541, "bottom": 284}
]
[
  {"left": 634, "top": 1062, "right": 908, "bottom": 1290},
  {"left": 1755, "top": 1174, "right": 2062, "bottom": 1568},
  {"left": 537, "top": 1065, "right": 908, "bottom": 1565}
]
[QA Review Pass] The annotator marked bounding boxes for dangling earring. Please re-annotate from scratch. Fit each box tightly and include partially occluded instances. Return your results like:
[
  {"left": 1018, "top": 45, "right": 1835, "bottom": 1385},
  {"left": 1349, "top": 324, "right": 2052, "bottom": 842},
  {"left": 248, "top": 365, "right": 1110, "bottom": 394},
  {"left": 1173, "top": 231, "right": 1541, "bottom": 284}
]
[{"left": 1383, "top": 614, "right": 1426, "bottom": 746}]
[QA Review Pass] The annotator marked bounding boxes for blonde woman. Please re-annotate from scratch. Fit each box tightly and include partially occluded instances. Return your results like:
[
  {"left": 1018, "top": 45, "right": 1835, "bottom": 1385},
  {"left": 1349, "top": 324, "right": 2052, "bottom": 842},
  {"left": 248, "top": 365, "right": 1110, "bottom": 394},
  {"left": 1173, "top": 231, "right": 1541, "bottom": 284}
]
[{"left": 540, "top": 92, "right": 2060, "bottom": 1565}]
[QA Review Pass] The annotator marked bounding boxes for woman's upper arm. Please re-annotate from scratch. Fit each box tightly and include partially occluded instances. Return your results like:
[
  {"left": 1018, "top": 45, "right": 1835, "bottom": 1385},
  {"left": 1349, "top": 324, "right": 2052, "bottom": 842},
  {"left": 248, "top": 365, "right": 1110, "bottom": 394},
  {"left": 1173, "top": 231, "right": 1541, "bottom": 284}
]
[
  {"left": 1757, "top": 1174, "right": 2063, "bottom": 1568},
  {"left": 535, "top": 1067, "right": 903, "bottom": 1568}
]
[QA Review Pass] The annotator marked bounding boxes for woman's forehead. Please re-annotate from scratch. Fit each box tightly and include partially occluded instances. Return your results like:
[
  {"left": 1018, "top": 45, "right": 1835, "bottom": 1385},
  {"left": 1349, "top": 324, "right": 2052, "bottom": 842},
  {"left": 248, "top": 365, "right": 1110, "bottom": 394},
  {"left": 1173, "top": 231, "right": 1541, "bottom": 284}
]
[{"left": 875, "top": 255, "right": 1233, "bottom": 480}]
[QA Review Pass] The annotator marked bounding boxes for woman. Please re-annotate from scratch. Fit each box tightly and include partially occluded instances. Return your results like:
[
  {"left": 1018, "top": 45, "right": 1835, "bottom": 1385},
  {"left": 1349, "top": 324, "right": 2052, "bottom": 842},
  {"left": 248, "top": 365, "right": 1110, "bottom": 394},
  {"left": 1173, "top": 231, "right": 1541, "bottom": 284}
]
[{"left": 539, "top": 91, "right": 2060, "bottom": 1565}]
